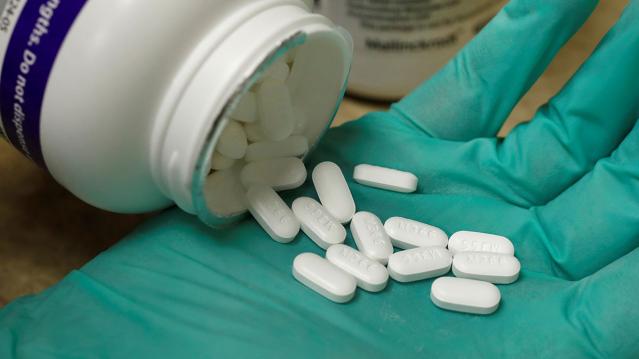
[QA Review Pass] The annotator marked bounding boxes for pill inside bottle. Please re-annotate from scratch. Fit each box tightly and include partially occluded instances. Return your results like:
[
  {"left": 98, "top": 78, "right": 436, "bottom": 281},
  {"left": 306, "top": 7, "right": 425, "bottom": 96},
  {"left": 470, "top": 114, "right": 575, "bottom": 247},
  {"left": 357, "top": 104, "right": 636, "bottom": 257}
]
[{"left": 195, "top": 31, "right": 352, "bottom": 227}]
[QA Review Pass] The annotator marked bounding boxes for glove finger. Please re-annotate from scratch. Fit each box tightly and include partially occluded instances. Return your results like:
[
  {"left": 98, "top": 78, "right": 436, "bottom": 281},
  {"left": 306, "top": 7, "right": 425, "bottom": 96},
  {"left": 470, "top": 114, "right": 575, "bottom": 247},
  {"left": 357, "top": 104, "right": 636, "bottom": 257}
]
[
  {"left": 569, "top": 248, "right": 639, "bottom": 358},
  {"left": 532, "top": 119, "right": 639, "bottom": 280},
  {"left": 497, "top": 0, "right": 639, "bottom": 204},
  {"left": 392, "top": 0, "right": 598, "bottom": 141}
]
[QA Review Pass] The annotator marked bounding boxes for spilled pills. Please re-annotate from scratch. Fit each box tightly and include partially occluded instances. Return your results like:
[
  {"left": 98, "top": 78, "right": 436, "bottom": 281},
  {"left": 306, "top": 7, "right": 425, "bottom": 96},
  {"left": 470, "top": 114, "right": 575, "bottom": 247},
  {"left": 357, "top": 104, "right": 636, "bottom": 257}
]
[
  {"left": 388, "top": 247, "right": 452, "bottom": 283},
  {"left": 203, "top": 50, "right": 521, "bottom": 315},
  {"left": 384, "top": 217, "right": 448, "bottom": 249},
  {"left": 326, "top": 244, "right": 389, "bottom": 292},
  {"left": 312, "top": 162, "right": 356, "bottom": 224},
  {"left": 350, "top": 212, "right": 394, "bottom": 265},
  {"left": 293, "top": 252, "right": 357, "bottom": 303},
  {"left": 292, "top": 197, "right": 346, "bottom": 249}
]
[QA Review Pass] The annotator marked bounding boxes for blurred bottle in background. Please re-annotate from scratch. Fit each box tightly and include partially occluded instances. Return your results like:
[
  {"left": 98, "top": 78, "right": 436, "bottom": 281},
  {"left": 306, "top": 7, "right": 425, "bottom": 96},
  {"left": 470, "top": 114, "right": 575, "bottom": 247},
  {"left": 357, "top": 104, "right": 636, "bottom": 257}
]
[{"left": 315, "top": 0, "right": 505, "bottom": 100}]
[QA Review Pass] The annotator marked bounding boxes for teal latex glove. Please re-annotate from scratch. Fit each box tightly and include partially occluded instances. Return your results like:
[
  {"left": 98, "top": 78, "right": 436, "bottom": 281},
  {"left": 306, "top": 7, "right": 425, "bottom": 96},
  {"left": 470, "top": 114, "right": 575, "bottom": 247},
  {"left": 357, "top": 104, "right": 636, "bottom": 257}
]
[{"left": 3, "top": 0, "right": 639, "bottom": 357}]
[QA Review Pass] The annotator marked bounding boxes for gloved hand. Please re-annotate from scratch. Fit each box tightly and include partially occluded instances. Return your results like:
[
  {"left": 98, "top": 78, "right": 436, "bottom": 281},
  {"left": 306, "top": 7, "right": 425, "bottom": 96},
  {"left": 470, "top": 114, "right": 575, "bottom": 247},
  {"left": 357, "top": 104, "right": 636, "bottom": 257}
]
[{"left": 3, "top": 0, "right": 639, "bottom": 357}]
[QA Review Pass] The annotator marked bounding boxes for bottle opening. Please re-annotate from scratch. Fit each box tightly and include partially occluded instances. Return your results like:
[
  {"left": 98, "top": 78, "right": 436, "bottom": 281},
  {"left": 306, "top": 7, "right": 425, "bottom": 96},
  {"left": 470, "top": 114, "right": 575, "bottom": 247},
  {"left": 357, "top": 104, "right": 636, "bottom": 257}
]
[{"left": 192, "top": 28, "right": 351, "bottom": 227}]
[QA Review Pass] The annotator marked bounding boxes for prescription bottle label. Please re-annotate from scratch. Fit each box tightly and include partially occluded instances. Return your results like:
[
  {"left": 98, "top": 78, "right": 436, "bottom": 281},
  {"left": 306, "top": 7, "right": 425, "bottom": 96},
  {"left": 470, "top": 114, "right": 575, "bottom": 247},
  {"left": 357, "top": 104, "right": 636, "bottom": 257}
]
[{"left": 0, "top": 0, "right": 88, "bottom": 167}]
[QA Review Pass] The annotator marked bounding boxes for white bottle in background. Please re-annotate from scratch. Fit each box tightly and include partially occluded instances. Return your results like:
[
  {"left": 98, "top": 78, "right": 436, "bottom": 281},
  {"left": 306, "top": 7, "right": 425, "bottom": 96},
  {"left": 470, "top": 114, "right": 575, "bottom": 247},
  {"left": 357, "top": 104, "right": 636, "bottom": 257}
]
[
  {"left": 0, "top": 0, "right": 352, "bottom": 227},
  {"left": 315, "top": 0, "right": 505, "bottom": 100}
]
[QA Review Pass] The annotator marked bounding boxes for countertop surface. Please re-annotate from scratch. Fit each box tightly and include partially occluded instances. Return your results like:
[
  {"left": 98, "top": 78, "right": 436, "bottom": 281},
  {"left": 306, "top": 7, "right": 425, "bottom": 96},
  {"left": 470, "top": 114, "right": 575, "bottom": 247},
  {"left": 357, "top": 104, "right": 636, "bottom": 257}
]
[{"left": 0, "top": 1, "right": 626, "bottom": 305}]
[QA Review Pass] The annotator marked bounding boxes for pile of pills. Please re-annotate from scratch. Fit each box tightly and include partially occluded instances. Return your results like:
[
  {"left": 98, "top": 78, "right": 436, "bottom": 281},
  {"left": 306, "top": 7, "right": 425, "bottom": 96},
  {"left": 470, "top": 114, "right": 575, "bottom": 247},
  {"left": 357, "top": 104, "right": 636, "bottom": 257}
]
[
  {"left": 245, "top": 158, "right": 520, "bottom": 314},
  {"left": 206, "top": 50, "right": 520, "bottom": 315}
]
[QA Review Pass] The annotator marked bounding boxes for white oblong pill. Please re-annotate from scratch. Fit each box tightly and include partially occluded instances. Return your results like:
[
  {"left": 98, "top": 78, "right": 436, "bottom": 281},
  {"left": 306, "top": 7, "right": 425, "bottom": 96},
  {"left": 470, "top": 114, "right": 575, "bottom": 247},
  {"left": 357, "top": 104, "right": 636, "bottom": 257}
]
[
  {"left": 244, "top": 122, "right": 266, "bottom": 143},
  {"left": 231, "top": 91, "right": 257, "bottom": 123},
  {"left": 203, "top": 167, "right": 247, "bottom": 216},
  {"left": 326, "top": 244, "right": 389, "bottom": 292},
  {"left": 240, "top": 157, "right": 307, "bottom": 191},
  {"left": 216, "top": 120, "right": 248, "bottom": 160},
  {"left": 246, "top": 185, "right": 300, "bottom": 243},
  {"left": 448, "top": 231, "right": 515, "bottom": 256},
  {"left": 387, "top": 247, "right": 452, "bottom": 282},
  {"left": 291, "top": 106, "right": 308, "bottom": 136},
  {"left": 430, "top": 277, "right": 501, "bottom": 315},
  {"left": 350, "top": 212, "right": 393, "bottom": 265},
  {"left": 257, "top": 80, "right": 295, "bottom": 141},
  {"left": 312, "top": 162, "right": 356, "bottom": 224},
  {"left": 210, "top": 151, "right": 236, "bottom": 171},
  {"left": 259, "top": 58, "right": 290, "bottom": 84},
  {"left": 353, "top": 164, "right": 418, "bottom": 193},
  {"left": 292, "top": 252, "right": 356, "bottom": 303},
  {"left": 292, "top": 197, "right": 346, "bottom": 249},
  {"left": 384, "top": 217, "right": 448, "bottom": 249},
  {"left": 452, "top": 252, "right": 521, "bottom": 284},
  {"left": 245, "top": 135, "right": 309, "bottom": 162}
]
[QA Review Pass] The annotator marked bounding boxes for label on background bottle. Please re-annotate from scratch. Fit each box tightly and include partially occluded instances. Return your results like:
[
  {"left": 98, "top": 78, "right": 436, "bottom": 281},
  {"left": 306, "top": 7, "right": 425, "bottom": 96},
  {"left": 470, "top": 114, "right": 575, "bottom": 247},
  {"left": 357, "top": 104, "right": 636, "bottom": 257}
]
[
  {"left": 0, "top": 0, "right": 88, "bottom": 167},
  {"left": 315, "top": 0, "right": 504, "bottom": 99},
  {"left": 317, "top": 0, "right": 499, "bottom": 53}
]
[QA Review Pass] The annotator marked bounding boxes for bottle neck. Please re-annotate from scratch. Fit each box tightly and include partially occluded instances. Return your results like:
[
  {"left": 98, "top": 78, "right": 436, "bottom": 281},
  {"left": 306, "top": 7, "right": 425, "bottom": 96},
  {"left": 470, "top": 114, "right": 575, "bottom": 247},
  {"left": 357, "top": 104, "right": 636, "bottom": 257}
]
[{"left": 151, "top": 2, "right": 351, "bottom": 225}]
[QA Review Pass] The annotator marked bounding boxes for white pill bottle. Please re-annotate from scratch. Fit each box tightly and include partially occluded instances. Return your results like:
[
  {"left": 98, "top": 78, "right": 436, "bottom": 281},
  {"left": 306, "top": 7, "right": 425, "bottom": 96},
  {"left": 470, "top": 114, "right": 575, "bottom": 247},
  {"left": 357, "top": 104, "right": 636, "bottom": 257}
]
[
  {"left": 315, "top": 0, "right": 504, "bottom": 100},
  {"left": 0, "top": 0, "right": 352, "bottom": 226}
]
